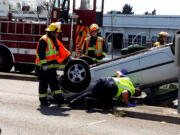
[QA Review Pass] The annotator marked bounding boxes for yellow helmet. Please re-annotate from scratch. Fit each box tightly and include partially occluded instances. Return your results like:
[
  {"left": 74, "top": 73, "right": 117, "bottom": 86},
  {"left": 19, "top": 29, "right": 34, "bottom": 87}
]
[
  {"left": 45, "top": 22, "right": 61, "bottom": 32},
  {"left": 90, "top": 23, "right": 99, "bottom": 32},
  {"left": 158, "top": 32, "right": 168, "bottom": 38}
]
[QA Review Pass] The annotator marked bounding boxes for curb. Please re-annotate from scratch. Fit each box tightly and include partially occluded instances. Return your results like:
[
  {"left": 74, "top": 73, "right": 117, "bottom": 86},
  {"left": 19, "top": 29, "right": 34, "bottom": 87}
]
[
  {"left": 113, "top": 105, "right": 180, "bottom": 124},
  {"left": 0, "top": 72, "right": 38, "bottom": 82}
]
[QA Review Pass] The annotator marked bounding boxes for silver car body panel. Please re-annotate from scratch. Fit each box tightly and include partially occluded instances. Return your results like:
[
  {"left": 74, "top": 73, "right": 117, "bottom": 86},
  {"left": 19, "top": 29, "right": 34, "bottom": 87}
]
[{"left": 90, "top": 45, "right": 178, "bottom": 88}]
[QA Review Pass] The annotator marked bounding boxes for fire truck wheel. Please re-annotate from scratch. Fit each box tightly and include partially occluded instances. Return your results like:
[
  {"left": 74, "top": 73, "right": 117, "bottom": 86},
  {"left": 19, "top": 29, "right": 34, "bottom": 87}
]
[
  {"left": 79, "top": 56, "right": 95, "bottom": 65},
  {"left": 0, "top": 47, "right": 13, "bottom": 72},
  {"left": 63, "top": 59, "right": 91, "bottom": 93}
]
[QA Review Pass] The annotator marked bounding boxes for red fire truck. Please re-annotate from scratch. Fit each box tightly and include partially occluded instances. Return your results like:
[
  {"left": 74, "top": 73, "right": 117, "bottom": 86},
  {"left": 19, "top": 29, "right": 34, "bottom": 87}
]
[{"left": 0, "top": 0, "right": 104, "bottom": 73}]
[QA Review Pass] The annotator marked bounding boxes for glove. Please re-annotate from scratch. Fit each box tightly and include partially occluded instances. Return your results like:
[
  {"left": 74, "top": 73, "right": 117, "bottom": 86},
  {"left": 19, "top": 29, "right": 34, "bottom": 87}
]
[
  {"left": 42, "top": 65, "right": 48, "bottom": 71},
  {"left": 127, "top": 103, "right": 136, "bottom": 107}
]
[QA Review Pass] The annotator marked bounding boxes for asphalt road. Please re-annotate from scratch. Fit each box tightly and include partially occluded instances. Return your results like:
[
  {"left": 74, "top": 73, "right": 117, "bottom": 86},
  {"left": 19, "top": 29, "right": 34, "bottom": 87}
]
[{"left": 0, "top": 75, "right": 180, "bottom": 135}]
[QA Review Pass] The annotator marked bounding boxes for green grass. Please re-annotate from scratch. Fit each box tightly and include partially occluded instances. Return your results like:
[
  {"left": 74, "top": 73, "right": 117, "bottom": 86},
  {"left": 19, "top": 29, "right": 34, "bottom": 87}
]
[{"left": 127, "top": 46, "right": 148, "bottom": 54}]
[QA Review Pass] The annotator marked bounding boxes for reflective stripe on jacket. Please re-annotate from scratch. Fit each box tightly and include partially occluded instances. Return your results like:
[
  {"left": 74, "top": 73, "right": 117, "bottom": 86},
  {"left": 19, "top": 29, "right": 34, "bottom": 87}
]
[
  {"left": 112, "top": 77, "right": 135, "bottom": 99},
  {"left": 35, "top": 35, "right": 70, "bottom": 68},
  {"left": 84, "top": 36, "right": 103, "bottom": 57},
  {"left": 39, "top": 90, "right": 62, "bottom": 99}
]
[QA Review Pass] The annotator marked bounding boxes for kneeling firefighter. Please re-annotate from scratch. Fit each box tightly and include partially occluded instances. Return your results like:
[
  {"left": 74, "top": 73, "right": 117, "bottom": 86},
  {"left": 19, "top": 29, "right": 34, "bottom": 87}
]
[
  {"left": 35, "top": 22, "right": 71, "bottom": 106},
  {"left": 69, "top": 71, "right": 141, "bottom": 109}
]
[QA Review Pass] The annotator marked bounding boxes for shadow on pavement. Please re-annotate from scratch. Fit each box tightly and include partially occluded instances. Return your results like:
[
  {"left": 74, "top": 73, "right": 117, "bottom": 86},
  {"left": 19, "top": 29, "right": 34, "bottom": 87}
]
[
  {"left": 86, "top": 108, "right": 113, "bottom": 115},
  {"left": 121, "top": 110, "right": 180, "bottom": 125},
  {"left": 68, "top": 103, "right": 113, "bottom": 115},
  {"left": 37, "top": 105, "right": 71, "bottom": 117}
]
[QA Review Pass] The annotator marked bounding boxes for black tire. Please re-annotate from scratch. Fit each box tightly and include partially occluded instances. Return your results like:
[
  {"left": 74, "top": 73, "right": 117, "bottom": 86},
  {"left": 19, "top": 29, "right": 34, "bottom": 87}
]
[
  {"left": 15, "top": 64, "right": 35, "bottom": 74},
  {"left": 63, "top": 59, "right": 91, "bottom": 93},
  {"left": 144, "top": 87, "right": 178, "bottom": 105},
  {"left": 143, "top": 88, "right": 156, "bottom": 105},
  {"left": 0, "top": 47, "right": 13, "bottom": 72},
  {"left": 79, "top": 56, "right": 95, "bottom": 65},
  {"left": 154, "top": 89, "right": 178, "bottom": 103}
]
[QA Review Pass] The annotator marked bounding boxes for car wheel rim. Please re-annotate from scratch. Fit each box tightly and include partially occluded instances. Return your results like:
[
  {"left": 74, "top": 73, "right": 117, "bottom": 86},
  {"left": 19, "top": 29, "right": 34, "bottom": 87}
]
[{"left": 67, "top": 63, "right": 86, "bottom": 83}]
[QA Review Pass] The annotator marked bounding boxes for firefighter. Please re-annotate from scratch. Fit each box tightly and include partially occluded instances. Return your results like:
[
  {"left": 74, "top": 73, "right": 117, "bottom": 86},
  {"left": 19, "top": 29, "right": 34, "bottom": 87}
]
[
  {"left": 154, "top": 32, "right": 168, "bottom": 47},
  {"left": 35, "top": 22, "right": 71, "bottom": 106},
  {"left": 69, "top": 71, "right": 141, "bottom": 109},
  {"left": 82, "top": 23, "right": 108, "bottom": 63}
]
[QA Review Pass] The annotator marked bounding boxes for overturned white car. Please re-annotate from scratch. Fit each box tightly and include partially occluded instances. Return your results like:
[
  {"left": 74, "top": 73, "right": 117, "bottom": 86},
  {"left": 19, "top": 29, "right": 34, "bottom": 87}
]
[{"left": 62, "top": 43, "right": 177, "bottom": 95}]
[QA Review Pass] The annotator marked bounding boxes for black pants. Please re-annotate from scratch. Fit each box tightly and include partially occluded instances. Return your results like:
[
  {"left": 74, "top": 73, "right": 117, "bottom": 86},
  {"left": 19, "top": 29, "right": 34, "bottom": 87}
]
[
  {"left": 36, "top": 67, "right": 61, "bottom": 103},
  {"left": 70, "top": 78, "right": 118, "bottom": 109}
]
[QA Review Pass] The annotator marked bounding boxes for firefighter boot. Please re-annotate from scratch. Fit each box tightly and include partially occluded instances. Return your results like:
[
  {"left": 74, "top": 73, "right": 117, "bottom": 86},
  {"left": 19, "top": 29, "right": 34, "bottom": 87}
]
[
  {"left": 53, "top": 94, "right": 64, "bottom": 106},
  {"left": 40, "top": 98, "right": 50, "bottom": 107}
]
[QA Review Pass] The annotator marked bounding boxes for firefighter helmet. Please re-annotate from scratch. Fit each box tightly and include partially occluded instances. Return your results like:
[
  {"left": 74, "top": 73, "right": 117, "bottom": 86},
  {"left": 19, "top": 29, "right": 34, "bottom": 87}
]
[
  {"left": 46, "top": 22, "right": 61, "bottom": 32},
  {"left": 158, "top": 32, "right": 168, "bottom": 38},
  {"left": 90, "top": 23, "right": 99, "bottom": 32}
]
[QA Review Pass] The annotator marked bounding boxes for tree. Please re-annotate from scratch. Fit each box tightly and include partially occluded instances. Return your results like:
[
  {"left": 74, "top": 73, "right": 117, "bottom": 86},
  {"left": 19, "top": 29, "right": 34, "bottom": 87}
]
[
  {"left": 144, "top": 11, "right": 149, "bottom": 15},
  {"left": 122, "top": 4, "right": 134, "bottom": 14},
  {"left": 107, "top": 4, "right": 134, "bottom": 14},
  {"left": 107, "top": 10, "right": 121, "bottom": 14},
  {"left": 16, "top": 2, "right": 21, "bottom": 9},
  {"left": 37, "top": 6, "right": 43, "bottom": 14},
  {"left": 9, "top": 4, "right": 12, "bottom": 10},
  {"left": 41, "top": 1, "right": 49, "bottom": 11},
  {"left": 144, "top": 9, "right": 156, "bottom": 15},
  {"left": 152, "top": 9, "right": 156, "bottom": 15}
]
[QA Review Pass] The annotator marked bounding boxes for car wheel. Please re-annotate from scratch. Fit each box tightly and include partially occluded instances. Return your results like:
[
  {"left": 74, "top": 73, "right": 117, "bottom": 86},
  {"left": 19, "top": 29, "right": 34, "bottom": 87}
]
[
  {"left": 144, "top": 87, "right": 178, "bottom": 105},
  {"left": 0, "top": 47, "right": 13, "bottom": 72},
  {"left": 63, "top": 59, "right": 91, "bottom": 93}
]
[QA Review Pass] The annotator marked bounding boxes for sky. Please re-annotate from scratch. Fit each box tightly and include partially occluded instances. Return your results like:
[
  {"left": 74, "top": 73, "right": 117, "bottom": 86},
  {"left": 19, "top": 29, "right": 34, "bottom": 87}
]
[
  {"left": 104, "top": 0, "right": 180, "bottom": 15},
  {"left": 4, "top": 0, "right": 180, "bottom": 15}
]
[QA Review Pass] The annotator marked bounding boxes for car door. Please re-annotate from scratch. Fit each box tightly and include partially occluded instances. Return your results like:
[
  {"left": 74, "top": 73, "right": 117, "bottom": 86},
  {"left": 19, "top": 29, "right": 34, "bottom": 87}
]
[
  {"left": 139, "top": 47, "right": 177, "bottom": 87},
  {"left": 122, "top": 55, "right": 143, "bottom": 86},
  {"left": 91, "top": 54, "right": 143, "bottom": 86}
]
